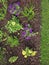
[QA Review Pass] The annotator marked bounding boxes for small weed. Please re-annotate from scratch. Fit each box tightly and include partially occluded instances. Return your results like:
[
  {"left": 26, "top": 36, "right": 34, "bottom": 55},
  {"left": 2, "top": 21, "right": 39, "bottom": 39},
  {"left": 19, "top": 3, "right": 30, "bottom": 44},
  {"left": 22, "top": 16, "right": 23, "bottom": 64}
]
[
  {"left": 21, "top": 6, "right": 35, "bottom": 21},
  {"left": 8, "top": 56, "right": 18, "bottom": 63}
]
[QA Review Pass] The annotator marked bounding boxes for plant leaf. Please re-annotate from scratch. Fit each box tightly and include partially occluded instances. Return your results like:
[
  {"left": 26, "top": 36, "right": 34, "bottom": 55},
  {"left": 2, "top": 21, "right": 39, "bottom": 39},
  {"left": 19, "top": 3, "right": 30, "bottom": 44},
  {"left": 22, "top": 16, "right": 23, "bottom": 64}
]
[{"left": 9, "top": 56, "right": 18, "bottom": 63}]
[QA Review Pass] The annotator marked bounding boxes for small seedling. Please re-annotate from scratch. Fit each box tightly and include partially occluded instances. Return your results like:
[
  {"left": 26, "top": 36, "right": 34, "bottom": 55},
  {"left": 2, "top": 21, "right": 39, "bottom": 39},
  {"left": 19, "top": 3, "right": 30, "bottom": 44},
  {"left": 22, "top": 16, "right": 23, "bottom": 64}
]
[
  {"left": 22, "top": 47, "right": 37, "bottom": 58},
  {"left": 21, "top": 6, "right": 35, "bottom": 21},
  {"left": 8, "top": 56, "right": 18, "bottom": 63}
]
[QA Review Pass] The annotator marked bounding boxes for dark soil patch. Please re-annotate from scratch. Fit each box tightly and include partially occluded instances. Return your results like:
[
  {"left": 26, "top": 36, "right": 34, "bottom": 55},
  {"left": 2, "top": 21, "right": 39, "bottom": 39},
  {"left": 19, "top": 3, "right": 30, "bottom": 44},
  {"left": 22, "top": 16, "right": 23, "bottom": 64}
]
[{"left": 0, "top": 0, "right": 41, "bottom": 65}]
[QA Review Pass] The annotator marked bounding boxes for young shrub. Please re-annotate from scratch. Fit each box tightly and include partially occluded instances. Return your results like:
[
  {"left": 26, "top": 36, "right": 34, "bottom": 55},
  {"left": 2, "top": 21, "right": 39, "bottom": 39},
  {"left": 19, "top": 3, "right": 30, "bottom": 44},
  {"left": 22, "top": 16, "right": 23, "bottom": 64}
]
[{"left": 8, "top": 56, "right": 18, "bottom": 63}]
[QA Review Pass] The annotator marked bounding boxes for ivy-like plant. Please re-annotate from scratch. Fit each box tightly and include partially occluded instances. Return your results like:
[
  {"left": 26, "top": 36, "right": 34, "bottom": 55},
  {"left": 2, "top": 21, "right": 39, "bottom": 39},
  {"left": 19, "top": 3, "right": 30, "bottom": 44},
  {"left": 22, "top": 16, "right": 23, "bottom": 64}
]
[
  {"left": 5, "top": 16, "right": 23, "bottom": 33},
  {"left": 8, "top": 56, "right": 18, "bottom": 63},
  {"left": 21, "top": 6, "right": 35, "bottom": 21},
  {"left": 22, "top": 47, "right": 37, "bottom": 58}
]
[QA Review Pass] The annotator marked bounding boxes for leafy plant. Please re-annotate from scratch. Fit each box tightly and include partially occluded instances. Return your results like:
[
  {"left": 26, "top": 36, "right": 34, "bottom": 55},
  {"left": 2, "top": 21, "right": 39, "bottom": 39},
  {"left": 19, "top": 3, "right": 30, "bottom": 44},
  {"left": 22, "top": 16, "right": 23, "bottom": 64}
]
[
  {"left": 22, "top": 47, "right": 37, "bottom": 58},
  {"left": 0, "top": 0, "right": 7, "bottom": 20},
  {"left": 5, "top": 16, "right": 23, "bottom": 33},
  {"left": 21, "top": 6, "right": 35, "bottom": 21},
  {"left": 8, "top": 56, "right": 18, "bottom": 63},
  {"left": 6, "top": 36, "right": 19, "bottom": 47}
]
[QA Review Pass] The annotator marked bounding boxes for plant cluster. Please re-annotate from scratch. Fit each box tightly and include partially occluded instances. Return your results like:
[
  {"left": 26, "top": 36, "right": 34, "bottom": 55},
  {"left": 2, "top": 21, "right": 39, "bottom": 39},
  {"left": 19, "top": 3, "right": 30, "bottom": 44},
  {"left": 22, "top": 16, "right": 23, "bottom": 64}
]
[
  {"left": 22, "top": 47, "right": 37, "bottom": 58},
  {"left": 0, "top": 16, "right": 23, "bottom": 47}
]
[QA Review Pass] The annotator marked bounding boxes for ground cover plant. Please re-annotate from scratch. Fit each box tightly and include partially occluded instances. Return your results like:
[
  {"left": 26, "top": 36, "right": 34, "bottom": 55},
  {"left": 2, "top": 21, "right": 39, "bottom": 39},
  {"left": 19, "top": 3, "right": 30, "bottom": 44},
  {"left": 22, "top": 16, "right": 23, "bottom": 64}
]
[{"left": 0, "top": 0, "right": 40, "bottom": 65}]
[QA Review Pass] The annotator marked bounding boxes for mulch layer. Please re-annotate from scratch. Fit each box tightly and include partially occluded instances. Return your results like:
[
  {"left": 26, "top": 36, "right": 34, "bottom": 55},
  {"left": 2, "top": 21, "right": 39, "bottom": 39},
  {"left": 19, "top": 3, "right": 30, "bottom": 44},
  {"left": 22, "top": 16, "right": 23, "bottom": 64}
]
[{"left": 0, "top": 0, "right": 41, "bottom": 65}]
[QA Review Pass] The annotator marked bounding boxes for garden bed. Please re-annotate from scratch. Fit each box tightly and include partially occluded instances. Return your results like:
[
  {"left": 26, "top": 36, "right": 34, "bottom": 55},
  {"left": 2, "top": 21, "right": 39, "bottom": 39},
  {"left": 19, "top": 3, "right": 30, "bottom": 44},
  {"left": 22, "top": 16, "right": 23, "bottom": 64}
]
[{"left": 0, "top": 0, "right": 41, "bottom": 65}]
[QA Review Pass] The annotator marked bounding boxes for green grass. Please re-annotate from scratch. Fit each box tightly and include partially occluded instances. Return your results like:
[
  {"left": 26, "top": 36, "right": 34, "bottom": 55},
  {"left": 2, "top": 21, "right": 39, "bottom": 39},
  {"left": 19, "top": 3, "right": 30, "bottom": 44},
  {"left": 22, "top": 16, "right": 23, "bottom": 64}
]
[{"left": 41, "top": 0, "right": 49, "bottom": 65}]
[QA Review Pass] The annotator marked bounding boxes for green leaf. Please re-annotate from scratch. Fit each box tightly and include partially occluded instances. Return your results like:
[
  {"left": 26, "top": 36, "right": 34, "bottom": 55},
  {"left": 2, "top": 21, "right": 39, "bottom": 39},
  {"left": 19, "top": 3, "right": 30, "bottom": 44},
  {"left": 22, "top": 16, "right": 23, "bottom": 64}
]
[
  {"left": 9, "top": 56, "right": 18, "bottom": 63},
  {"left": 7, "top": 36, "right": 19, "bottom": 47}
]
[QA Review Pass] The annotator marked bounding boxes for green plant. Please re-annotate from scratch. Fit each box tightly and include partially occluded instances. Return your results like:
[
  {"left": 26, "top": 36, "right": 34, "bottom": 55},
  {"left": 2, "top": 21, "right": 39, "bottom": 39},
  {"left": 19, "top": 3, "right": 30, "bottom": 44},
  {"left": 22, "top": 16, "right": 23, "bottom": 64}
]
[
  {"left": 0, "top": 30, "right": 8, "bottom": 42},
  {"left": 22, "top": 47, "right": 37, "bottom": 58},
  {"left": 21, "top": 6, "right": 35, "bottom": 21},
  {"left": 6, "top": 36, "right": 19, "bottom": 47},
  {"left": 0, "top": 0, "right": 7, "bottom": 20},
  {"left": 5, "top": 16, "right": 23, "bottom": 33},
  {"left": 8, "top": 56, "right": 18, "bottom": 63},
  {"left": 0, "top": 30, "right": 3, "bottom": 42}
]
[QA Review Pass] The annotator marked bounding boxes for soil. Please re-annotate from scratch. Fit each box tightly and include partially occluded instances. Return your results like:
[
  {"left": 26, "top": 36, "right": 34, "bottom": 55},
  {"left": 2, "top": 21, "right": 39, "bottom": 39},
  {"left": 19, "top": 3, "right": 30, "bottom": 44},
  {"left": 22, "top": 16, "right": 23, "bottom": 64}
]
[{"left": 0, "top": 0, "right": 41, "bottom": 65}]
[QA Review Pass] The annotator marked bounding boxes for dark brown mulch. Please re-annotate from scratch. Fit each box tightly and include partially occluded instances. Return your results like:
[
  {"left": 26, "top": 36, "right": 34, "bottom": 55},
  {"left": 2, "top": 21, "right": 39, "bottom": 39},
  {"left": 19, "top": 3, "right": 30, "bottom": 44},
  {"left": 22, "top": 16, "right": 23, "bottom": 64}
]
[{"left": 0, "top": 0, "right": 41, "bottom": 65}]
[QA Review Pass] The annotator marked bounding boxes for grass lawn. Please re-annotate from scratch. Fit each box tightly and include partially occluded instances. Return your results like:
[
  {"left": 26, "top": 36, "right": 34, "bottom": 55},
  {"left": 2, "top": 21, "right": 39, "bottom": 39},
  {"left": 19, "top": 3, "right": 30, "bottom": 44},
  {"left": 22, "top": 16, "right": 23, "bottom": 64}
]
[{"left": 41, "top": 0, "right": 49, "bottom": 65}]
